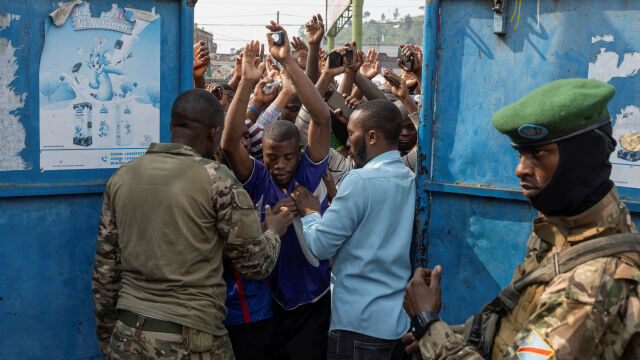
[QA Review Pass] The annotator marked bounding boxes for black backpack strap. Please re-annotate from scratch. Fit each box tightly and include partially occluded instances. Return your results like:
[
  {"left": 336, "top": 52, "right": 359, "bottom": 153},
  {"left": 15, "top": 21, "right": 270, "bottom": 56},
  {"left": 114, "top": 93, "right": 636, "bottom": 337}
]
[{"left": 484, "top": 233, "right": 640, "bottom": 314}]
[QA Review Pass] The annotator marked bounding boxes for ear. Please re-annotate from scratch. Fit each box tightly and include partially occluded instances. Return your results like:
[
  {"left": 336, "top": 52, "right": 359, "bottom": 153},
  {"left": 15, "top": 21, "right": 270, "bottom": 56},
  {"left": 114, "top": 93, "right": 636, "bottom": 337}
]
[
  {"left": 367, "top": 129, "right": 378, "bottom": 146},
  {"left": 210, "top": 127, "right": 222, "bottom": 143}
]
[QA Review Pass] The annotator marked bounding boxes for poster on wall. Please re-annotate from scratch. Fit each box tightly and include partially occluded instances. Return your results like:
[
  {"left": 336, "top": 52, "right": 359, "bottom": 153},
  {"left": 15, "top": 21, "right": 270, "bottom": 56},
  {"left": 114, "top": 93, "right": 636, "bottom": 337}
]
[
  {"left": 39, "top": 2, "right": 160, "bottom": 170},
  {"left": 589, "top": 34, "right": 640, "bottom": 188}
]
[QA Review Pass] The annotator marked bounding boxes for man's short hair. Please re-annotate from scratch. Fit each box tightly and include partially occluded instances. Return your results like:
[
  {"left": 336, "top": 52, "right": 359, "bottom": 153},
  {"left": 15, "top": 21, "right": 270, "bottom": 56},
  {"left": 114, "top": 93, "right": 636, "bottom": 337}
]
[
  {"left": 263, "top": 120, "right": 301, "bottom": 144},
  {"left": 354, "top": 99, "right": 402, "bottom": 144},
  {"left": 170, "top": 89, "right": 224, "bottom": 130}
]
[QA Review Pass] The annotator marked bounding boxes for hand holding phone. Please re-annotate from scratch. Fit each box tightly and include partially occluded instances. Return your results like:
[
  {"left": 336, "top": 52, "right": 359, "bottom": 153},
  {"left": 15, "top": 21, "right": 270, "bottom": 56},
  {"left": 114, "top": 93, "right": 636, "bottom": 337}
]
[{"left": 397, "top": 46, "right": 415, "bottom": 72}]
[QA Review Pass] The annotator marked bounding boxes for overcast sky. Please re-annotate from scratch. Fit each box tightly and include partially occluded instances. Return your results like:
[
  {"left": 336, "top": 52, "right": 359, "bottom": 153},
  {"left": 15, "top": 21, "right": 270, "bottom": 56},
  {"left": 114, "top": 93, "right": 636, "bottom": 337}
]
[{"left": 194, "top": 0, "right": 424, "bottom": 53}]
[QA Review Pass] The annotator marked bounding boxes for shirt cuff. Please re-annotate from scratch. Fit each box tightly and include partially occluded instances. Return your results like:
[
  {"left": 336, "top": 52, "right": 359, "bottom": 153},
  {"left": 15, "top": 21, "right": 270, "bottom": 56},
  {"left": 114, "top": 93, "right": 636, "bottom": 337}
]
[{"left": 301, "top": 212, "right": 321, "bottom": 228}]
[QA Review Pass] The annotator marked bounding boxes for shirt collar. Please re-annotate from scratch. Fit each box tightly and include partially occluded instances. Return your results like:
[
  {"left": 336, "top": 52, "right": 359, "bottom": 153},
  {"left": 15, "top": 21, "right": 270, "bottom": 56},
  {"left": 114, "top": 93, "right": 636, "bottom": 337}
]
[
  {"left": 363, "top": 150, "right": 401, "bottom": 169},
  {"left": 146, "top": 142, "right": 201, "bottom": 157}
]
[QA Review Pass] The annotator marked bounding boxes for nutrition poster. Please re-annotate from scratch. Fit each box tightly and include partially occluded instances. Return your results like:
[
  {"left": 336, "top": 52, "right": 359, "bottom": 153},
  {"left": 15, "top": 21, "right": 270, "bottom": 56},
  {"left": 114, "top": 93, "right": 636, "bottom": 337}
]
[{"left": 39, "top": 2, "right": 160, "bottom": 170}]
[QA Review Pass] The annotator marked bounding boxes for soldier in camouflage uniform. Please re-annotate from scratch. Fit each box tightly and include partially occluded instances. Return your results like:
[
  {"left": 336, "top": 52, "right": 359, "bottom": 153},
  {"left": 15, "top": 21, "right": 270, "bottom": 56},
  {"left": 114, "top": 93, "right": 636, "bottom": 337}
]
[
  {"left": 402, "top": 79, "right": 640, "bottom": 359},
  {"left": 92, "top": 88, "right": 294, "bottom": 359}
]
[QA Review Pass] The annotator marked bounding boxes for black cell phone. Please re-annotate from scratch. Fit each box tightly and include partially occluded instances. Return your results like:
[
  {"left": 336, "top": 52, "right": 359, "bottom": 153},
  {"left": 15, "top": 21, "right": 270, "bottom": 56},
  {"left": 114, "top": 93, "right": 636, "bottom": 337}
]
[
  {"left": 344, "top": 48, "right": 354, "bottom": 65},
  {"left": 327, "top": 91, "right": 354, "bottom": 119},
  {"left": 383, "top": 72, "right": 401, "bottom": 88},
  {"left": 328, "top": 51, "right": 343, "bottom": 68},
  {"left": 114, "top": 40, "right": 123, "bottom": 49},
  {"left": 397, "top": 47, "right": 414, "bottom": 70},
  {"left": 213, "top": 87, "right": 223, "bottom": 100},
  {"left": 270, "top": 30, "right": 285, "bottom": 46}
]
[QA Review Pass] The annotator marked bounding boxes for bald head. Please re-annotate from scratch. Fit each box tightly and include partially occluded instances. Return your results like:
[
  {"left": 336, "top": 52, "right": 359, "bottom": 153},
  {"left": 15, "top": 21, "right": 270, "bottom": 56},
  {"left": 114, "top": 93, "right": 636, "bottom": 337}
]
[{"left": 170, "top": 88, "right": 225, "bottom": 131}]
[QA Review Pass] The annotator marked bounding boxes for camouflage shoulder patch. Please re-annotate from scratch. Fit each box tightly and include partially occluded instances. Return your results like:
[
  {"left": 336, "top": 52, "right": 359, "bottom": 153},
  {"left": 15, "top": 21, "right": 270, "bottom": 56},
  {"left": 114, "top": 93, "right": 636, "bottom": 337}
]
[
  {"left": 231, "top": 187, "right": 254, "bottom": 209},
  {"left": 516, "top": 330, "right": 554, "bottom": 360}
]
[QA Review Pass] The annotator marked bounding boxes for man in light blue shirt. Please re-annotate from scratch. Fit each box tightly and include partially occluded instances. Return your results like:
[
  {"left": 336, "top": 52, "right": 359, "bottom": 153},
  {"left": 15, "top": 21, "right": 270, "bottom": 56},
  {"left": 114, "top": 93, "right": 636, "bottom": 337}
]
[{"left": 291, "top": 99, "right": 415, "bottom": 360}]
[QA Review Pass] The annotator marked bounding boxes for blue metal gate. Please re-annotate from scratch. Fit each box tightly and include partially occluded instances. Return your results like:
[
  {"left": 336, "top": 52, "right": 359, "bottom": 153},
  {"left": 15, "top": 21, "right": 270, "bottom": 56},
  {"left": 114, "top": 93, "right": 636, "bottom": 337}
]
[
  {"left": 417, "top": 0, "right": 640, "bottom": 325},
  {"left": 0, "top": 1, "right": 194, "bottom": 358}
]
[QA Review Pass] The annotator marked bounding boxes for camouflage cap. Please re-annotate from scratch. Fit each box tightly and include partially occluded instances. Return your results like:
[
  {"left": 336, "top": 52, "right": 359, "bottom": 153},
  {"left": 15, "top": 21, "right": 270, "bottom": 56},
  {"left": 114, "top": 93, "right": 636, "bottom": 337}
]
[{"left": 492, "top": 78, "right": 615, "bottom": 148}]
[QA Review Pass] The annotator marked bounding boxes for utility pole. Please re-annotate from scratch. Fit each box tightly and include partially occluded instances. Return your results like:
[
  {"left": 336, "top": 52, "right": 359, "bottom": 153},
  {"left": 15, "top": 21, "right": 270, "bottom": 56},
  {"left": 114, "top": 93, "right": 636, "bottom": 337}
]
[
  {"left": 277, "top": 11, "right": 280, "bottom": 24},
  {"left": 352, "top": 0, "right": 363, "bottom": 47}
]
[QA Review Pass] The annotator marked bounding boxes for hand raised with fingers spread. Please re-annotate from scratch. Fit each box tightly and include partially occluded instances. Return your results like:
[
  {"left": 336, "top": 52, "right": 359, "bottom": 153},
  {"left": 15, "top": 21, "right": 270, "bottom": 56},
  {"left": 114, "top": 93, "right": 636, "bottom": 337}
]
[
  {"left": 193, "top": 41, "right": 210, "bottom": 79},
  {"left": 360, "top": 49, "right": 381, "bottom": 80},
  {"left": 266, "top": 21, "right": 292, "bottom": 64},
  {"left": 305, "top": 14, "right": 324, "bottom": 45},
  {"left": 241, "top": 41, "right": 263, "bottom": 83},
  {"left": 291, "top": 36, "right": 308, "bottom": 69}
]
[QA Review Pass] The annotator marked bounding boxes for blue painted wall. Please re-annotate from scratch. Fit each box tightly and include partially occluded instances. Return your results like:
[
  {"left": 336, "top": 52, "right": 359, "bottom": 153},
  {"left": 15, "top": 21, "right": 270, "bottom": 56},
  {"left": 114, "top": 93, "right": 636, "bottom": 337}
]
[
  {"left": 0, "top": 1, "right": 193, "bottom": 358},
  {"left": 418, "top": 0, "right": 640, "bottom": 325}
]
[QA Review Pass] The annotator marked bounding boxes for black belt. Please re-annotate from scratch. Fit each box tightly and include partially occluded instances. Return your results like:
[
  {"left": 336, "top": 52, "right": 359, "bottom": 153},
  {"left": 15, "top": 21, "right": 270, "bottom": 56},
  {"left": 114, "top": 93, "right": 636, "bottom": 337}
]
[{"left": 118, "top": 310, "right": 183, "bottom": 334}]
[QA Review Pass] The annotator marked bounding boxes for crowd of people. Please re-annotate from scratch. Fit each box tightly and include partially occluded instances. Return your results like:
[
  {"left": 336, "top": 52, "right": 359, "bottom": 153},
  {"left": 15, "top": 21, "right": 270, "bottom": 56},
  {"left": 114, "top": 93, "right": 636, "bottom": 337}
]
[{"left": 91, "top": 12, "right": 640, "bottom": 360}]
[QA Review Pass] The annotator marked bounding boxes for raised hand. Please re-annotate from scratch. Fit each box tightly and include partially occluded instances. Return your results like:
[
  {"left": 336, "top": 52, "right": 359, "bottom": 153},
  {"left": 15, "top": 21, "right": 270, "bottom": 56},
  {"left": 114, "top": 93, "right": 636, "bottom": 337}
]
[
  {"left": 291, "top": 36, "right": 309, "bottom": 70},
  {"left": 305, "top": 14, "right": 324, "bottom": 45},
  {"left": 344, "top": 42, "right": 364, "bottom": 74},
  {"left": 360, "top": 49, "right": 380, "bottom": 80},
  {"left": 252, "top": 77, "right": 279, "bottom": 109},
  {"left": 266, "top": 21, "right": 292, "bottom": 64},
  {"left": 194, "top": 41, "right": 210, "bottom": 78},
  {"left": 408, "top": 44, "right": 423, "bottom": 73},
  {"left": 384, "top": 69, "right": 410, "bottom": 100},
  {"left": 241, "top": 40, "right": 263, "bottom": 83},
  {"left": 322, "top": 49, "right": 348, "bottom": 78},
  {"left": 318, "top": 48, "right": 328, "bottom": 70}
]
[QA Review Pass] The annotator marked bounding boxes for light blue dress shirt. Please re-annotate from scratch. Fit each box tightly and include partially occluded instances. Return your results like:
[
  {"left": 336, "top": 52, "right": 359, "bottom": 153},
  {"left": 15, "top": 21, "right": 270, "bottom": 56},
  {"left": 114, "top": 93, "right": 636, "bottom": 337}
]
[{"left": 301, "top": 150, "right": 416, "bottom": 340}]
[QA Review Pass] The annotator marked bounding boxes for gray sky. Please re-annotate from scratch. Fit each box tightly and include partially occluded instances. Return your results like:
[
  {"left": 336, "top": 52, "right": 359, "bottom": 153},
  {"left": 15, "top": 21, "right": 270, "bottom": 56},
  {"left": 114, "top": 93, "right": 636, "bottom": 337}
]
[{"left": 194, "top": 0, "right": 424, "bottom": 53}]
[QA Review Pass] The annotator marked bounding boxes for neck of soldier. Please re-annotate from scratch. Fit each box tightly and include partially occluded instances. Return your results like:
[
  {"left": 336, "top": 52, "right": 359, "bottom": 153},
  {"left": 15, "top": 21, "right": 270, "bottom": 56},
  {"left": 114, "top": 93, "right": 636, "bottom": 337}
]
[{"left": 171, "top": 127, "right": 209, "bottom": 157}]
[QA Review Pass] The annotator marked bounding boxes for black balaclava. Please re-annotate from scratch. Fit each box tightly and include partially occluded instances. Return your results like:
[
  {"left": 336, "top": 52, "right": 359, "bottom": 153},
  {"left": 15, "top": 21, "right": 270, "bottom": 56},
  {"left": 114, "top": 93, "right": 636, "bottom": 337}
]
[{"left": 529, "top": 122, "right": 616, "bottom": 217}]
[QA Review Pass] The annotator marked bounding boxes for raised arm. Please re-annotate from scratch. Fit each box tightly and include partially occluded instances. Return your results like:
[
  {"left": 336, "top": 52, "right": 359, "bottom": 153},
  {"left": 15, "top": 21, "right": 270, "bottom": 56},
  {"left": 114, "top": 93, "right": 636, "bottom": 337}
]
[
  {"left": 385, "top": 69, "right": 419, "bottom": 115},
  {"left": 337, "top": 42, "right": 363, "bottom": 96},
  {"left": 193, "top": 41, "right": 210, "bottom": 89},
  {"left": 266, "top": 21, "right": 331, "bottom": 163},
  {"left": 221, "top": 41, "right": 263, "bottom": 182},
  {"left": 305, "top": 14, "right": 324, "bottom": 83}
]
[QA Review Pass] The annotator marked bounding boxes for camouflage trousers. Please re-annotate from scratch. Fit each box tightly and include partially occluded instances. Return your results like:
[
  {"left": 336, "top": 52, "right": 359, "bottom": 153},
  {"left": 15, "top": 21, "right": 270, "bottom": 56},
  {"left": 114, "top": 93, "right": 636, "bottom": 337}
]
[{"left": 108, "top": 320, "right": 234, "bottom": 360}]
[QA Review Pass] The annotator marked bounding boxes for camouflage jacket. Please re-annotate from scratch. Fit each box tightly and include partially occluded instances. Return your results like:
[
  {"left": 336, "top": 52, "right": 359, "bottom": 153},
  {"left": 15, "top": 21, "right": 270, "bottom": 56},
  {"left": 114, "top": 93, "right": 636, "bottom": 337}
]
[
  {"left": 91, "top": 143, "right": 280, "bottom": 355},
  {"left": 419, "top": 187, "right": 640, "bottom": 359}
]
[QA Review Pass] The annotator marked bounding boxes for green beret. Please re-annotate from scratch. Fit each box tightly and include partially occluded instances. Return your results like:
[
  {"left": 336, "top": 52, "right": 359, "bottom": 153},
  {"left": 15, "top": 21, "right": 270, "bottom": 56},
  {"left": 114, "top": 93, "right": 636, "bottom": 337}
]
[{"left": 492, "top": 78, "right": 615, "bottom": 148}]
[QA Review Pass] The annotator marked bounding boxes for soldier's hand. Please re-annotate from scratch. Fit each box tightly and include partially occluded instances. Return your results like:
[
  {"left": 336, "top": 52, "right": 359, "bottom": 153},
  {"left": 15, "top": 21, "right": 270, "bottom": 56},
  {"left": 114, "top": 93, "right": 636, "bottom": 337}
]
[
  {"left": 401, "top": 333, "right": 423, "bottom": 359},
  {"left": 403, "top": 266, "right": 442, "bottom": 317},
  {"left": 290, "top": 185, "right": 321, "bottom": 217},
  {"left": 264, "top": 205, "right": 294, "bottom": 237},
  {"left": 273, "top": 197, "right": 298, "bottom": 216}
]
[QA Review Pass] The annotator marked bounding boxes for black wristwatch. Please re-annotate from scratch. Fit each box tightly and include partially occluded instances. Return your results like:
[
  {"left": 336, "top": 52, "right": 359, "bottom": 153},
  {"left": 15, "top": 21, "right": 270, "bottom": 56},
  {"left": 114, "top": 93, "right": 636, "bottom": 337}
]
[{"left": 410, "top": 311, "right": 440, "bottom": 340}]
